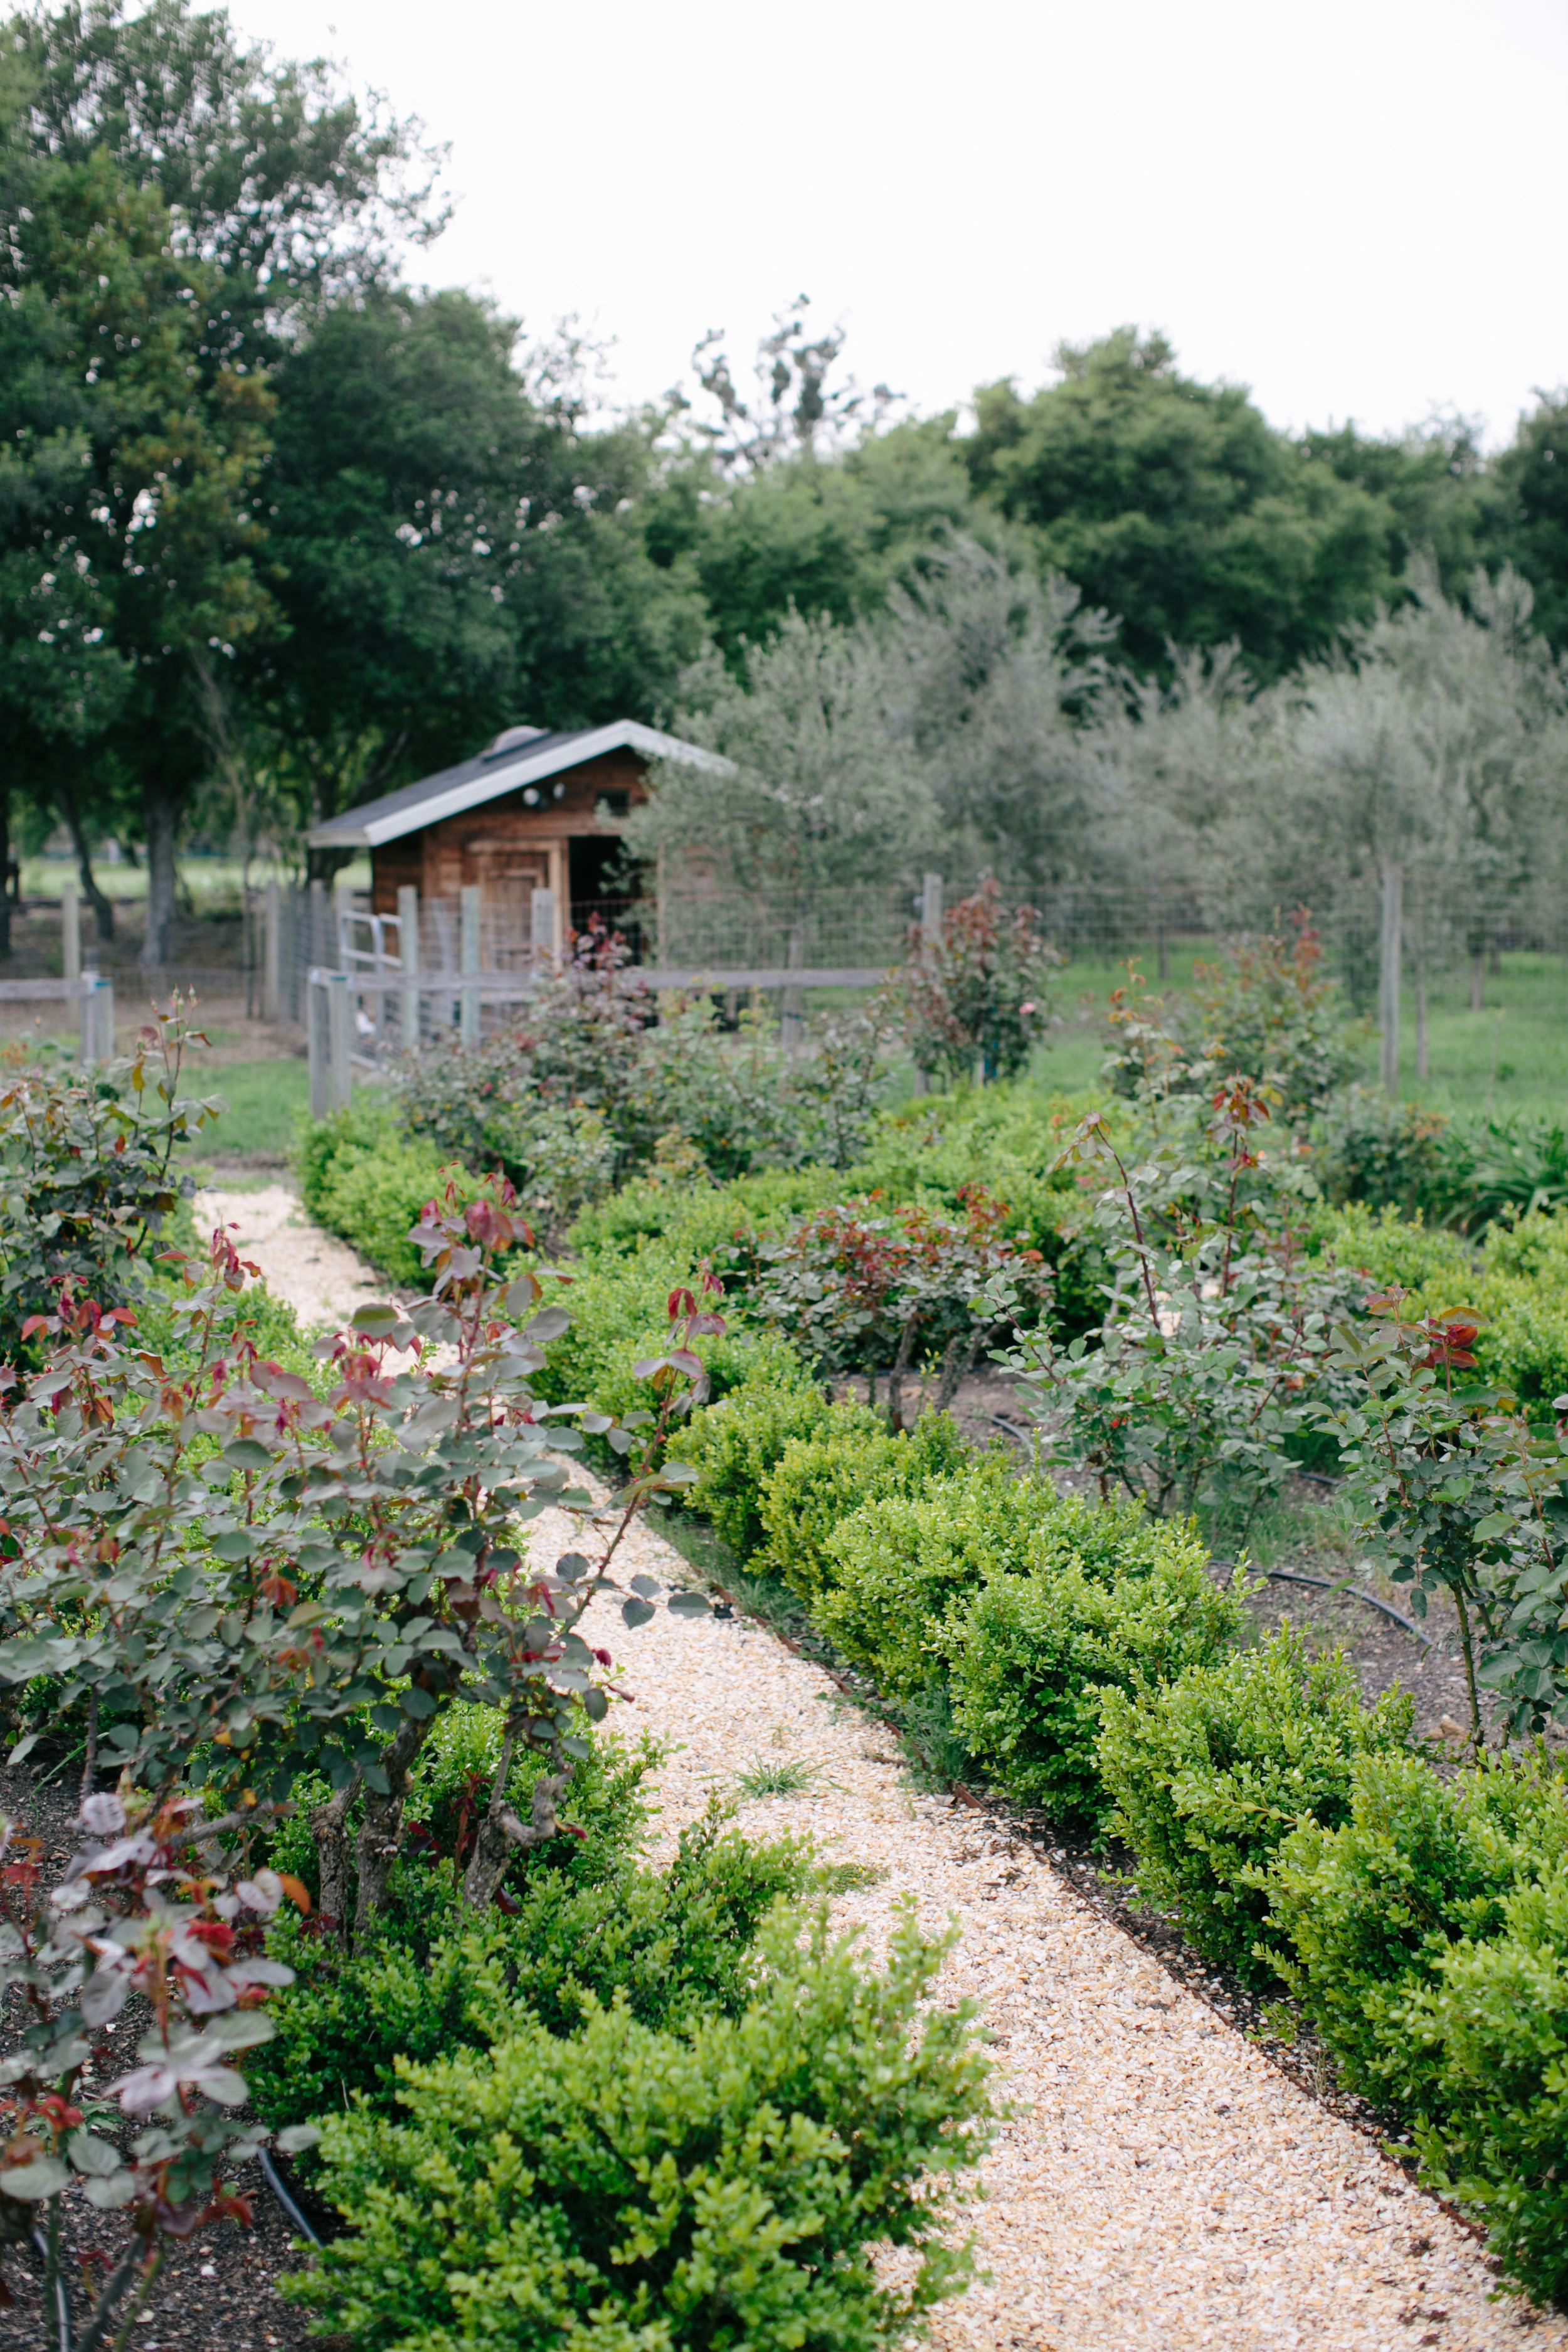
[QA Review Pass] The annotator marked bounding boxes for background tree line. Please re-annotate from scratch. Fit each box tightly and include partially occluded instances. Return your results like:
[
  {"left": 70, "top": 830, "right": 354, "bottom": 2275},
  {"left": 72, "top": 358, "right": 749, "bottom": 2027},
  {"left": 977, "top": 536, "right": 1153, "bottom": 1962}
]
[{"left": 3, "top": 0, "right": 1567, "bottom": 962}]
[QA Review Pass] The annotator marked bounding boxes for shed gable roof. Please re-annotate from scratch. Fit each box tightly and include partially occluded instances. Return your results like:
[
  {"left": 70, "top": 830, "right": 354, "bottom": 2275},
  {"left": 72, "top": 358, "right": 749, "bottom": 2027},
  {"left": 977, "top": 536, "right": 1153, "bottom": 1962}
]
[{"left": 305, "top": 720, "right": 730, "bottom": 851}]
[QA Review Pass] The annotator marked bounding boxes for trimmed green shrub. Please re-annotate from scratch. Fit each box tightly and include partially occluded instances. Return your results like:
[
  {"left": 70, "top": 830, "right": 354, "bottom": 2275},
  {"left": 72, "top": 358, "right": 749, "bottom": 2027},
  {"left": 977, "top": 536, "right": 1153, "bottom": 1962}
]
[
  {"left": 1262, "top": 1749, "right": 1568, "bottom": 2109},
  {"left": 811, "top": 1459, "right": 1028, "bottom": 1692},
  {"left": 284, "top": 1904, "right": 993, "bottom": 2352},
  {"left": 568, "top": 1167, "right": 839, "bottom": 1264},
  {"left": 298, "top": 1099, "right": 505, "bottom": 1288},
  {"left": 263, "top": 1711, "right": 662, "bottom": 1917},
  {"left": 665, "top": 1375, "right": 841, "bottom": 1554},
  {"left": 249, "top": 1799, "right": 811, "bottom": 2150},
  {"left": 945, "top": 1504, "right": 1245, "bottom": 1829},
  {"left": 534, "top": 1244, "right": 806, "bottom": 1442},
  {"left": 1315, "top": 1199, "right": 1568, "bottom": 1411},
  {"left": 1406, "top": 1866, "right": 1568, "bottom": 2309},
  {"left": 1098, "top": 1628, "right": 1415, "bottom": 1983},
  {"left": 758, "top": 1411, "right": 970, "bottom": 1601},
  {"left": 1313, "top": 1201, "right": 1472, "bottom": 1298}
]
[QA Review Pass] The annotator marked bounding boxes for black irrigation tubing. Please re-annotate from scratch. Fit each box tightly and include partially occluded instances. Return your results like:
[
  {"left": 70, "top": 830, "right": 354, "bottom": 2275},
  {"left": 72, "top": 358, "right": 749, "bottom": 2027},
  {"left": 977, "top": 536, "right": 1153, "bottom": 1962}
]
[
  {"left": 1253, "top": 1565, "right": 1438, "bottom": 1651},
  {"left": 987, "top": 1417, "right": 1439, "bottom": 1651},
  {"left": 260, "top": 2148, "right": 322, "bottom": 2247}
]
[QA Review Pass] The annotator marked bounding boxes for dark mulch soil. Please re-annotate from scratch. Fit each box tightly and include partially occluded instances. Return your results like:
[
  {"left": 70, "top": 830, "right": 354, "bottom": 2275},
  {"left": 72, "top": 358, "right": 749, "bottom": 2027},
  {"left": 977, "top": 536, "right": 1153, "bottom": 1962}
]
[{"left": 0, "top": 1764, "right": 327, "bottom": 2352}]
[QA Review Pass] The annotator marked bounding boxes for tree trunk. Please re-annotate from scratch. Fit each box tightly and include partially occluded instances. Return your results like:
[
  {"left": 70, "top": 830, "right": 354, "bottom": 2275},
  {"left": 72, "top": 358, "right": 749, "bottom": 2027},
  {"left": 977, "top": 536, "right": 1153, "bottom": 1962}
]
[
  {"left": 460, "top": 1746, "right": 573, "bottom": 1913},
  {"left": 310, "top": 1774, "right": 360, "bottom": 1944},
  {"left": 140, "top": 780, "right": 181, "bottom": 968},
  {"left": 352, "top": 1714, "right": 435, "bottom": 1939},
  {"left": 60, "top": 776, "right": 115, "bottom": 943},
  {"left": 0, "top": 787, "right": 10, "bottom": 958},
  {"left": 1470, "top": 951, "right": 1485, "bottom": 1014},
  {"left": 885, "top": 1309, "right": 923, "bottom": 1434},
  {"left": 933, "top": 1324, "right": 985, "bottom": 1417},
  {"left": 1414, "top": 976, "right": 1429, "bottom": 1082}
]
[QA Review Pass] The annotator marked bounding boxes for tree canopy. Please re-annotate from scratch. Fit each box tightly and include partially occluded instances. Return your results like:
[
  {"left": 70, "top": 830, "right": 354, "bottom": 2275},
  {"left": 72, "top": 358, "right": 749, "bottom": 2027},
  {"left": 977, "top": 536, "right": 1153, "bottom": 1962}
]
[{"left": 1, "top": 1, "right": 1567, "bottom": 947}]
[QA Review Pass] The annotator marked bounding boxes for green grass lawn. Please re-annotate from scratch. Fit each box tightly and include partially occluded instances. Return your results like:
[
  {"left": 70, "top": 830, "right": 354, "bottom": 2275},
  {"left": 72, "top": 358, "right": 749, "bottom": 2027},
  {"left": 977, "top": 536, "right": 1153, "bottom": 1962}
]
[
  {"left": 1032, "top": 946, "right": 1568, "bottom": 1121},
  {"left": 193, "top": 1056, "right": 311, "bottom": 1163}
]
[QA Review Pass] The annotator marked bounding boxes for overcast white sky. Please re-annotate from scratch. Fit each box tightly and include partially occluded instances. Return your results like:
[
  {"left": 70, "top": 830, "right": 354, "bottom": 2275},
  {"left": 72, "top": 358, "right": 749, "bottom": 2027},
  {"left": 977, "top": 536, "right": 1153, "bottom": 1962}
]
[{"left": 234, "top": 0, "right": 1568, "bottom": 449}]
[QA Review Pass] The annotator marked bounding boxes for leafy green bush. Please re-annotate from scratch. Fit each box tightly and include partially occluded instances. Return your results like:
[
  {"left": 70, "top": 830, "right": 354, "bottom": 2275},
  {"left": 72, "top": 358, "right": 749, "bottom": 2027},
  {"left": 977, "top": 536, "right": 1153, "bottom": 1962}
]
[
  {"left": 811, "top": 1459, "right": 1028, "bottom": 1692},
  {"left": 1406, "top": 1865, "right": 1568, "bottom": 2308},
  {"left": 298, "top": 1098, "right": 509, "bottom": 1287},
  {"left": 250, "top": 1799, "right": 810, "bottom": 2149},
  {"left": 759, "top": 1409, "right": 970, "bottom": 1601},
  {"left": 944, "top": 1503, "right": 1244, "bottom": 1829},
  {"left": 532, "top": 1243, "right": 805, "bottom": 1445},
  {"left": 1098, "top": 1628, "right": 1414, "bottom": 1982},
  {"left": 1190, "top": 919, "right": 1363, "bottom": 1113},
  {"left": 665, "top": 1372, "right": 839, "bottom": 1554},
  {"left": 0, "top": 1009, "right": 220, "bottom": 1362},
  {"left": 263, "top": 1710, "right": 662, "bottom": 1917},
  {"left": 1313, "top": 1201, "right": 1473, "bottom": 1298},
  {"left": 285, "top": 1905, "right": 993, "bottom": 2352},
  {"left": 568, "top": 1167, "right": 838, "bottom": 1264},
  {"left": 1262, "top": 1749, "right": 1568, "bottom": 2108}
]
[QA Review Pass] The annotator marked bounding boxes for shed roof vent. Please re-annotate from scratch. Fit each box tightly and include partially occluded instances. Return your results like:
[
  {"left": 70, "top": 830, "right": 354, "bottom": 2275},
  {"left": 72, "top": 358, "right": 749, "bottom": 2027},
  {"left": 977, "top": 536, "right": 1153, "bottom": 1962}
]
[{"left": 482, "top": 724, "right": 548, "bottom": 761}]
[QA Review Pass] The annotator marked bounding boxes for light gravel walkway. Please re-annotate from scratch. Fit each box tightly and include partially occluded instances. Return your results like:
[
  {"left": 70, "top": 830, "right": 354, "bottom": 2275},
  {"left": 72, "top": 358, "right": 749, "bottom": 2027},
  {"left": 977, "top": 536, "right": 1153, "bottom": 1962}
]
[
  {"left": 559, "top": 1500, "right": 1566, "bottom": 2352},
  {"left": 194, "top": 1184, "right": 391, "bottom": 1334},
  {"left": 243, "top": 1195, "right": 1567, "bottom": 2352}
]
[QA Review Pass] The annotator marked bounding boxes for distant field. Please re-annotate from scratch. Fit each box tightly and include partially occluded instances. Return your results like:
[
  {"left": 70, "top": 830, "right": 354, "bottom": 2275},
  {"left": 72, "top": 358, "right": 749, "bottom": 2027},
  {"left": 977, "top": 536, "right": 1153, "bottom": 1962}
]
[
  {"left": 19, "top": 855, "right": 371, "bottom": 905},
  {"left": 1034, "top": 946, "right": 1568, "bottom": 1121}
]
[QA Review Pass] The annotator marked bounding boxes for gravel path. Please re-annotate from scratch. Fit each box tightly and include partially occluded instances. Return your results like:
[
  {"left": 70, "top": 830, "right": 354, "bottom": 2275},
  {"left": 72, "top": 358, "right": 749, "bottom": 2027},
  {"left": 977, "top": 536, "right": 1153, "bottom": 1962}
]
[
  {"left": 559, "top": 1499, "right": 1567, "bottom": 2352},
  {"left": 231, "top": 1186, "right": 1568, "bottom": 2351},
  {"left": 194, "top": 1182, "right": 391, "bottom": 1333}
]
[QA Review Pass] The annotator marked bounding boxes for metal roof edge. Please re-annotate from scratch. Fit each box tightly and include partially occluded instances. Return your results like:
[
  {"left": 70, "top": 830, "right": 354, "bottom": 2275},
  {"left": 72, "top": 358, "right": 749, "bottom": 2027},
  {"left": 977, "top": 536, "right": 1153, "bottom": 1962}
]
[{"left": 305, "top": 721, "right": 732, "bottom": 850}]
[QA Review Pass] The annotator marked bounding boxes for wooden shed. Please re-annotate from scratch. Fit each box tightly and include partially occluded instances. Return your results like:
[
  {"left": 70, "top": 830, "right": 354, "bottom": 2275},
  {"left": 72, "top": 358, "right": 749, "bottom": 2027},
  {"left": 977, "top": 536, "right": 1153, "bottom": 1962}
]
[{"left": 304, "top": 721, "right": 728, "bottom": 938}]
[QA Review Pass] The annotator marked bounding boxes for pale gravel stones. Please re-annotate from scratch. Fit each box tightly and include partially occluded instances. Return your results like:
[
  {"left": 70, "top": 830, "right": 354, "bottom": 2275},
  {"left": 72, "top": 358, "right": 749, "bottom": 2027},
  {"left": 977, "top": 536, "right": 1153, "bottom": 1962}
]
[{"left": 195, "top": 1183, "right": 389, "bottom": 1335}]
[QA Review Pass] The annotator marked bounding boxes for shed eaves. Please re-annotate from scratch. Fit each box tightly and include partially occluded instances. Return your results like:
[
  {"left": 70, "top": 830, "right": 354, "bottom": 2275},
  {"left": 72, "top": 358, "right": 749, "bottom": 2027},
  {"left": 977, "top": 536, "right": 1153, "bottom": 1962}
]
[{"left": 304, "top": 719, "right": 731, "bottom": 850}]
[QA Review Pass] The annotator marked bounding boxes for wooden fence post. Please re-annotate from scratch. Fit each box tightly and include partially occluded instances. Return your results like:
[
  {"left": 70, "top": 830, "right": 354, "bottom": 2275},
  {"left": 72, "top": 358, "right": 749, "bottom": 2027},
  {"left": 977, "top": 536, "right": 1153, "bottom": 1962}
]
[
  {"left": 1379, "top": 862, "right": 1403, "bottom": 1098},
  {"left": 61, "top": 877, "right": 80, "bottom": 985},
  {"left": 309, "top": 879, "right": 329, "bottom": 974},
  {"left": 308, "top": 972, "right": 331, "bottom": 1119},
  {"left": 781, "top": 928, "right": 805, "bottom": 1060},
  {"left": 329, "top": 970, "right": 353, "bottom": 1109},
  {"left": 263, "top": 877, "right": 281, "bottom": 1022},
  {"left": 912, "top": 872, "right": 944, "bottom": 1097},
  {"left": 398, "top": 884, "right": 421, "bottom": 1051},
  {"left": 530, "top": 887, "right": 556, "bottom": 971},
  {"left": 460, "top": 883, "right": 481, "bottom": 1045}
]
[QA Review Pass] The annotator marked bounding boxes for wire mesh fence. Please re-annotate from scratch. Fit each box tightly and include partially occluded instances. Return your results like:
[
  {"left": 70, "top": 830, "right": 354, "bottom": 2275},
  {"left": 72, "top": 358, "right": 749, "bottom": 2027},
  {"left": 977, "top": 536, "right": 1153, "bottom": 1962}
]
[{"left": 262, "top": 871, "right": 1568, "bottom": 1066}]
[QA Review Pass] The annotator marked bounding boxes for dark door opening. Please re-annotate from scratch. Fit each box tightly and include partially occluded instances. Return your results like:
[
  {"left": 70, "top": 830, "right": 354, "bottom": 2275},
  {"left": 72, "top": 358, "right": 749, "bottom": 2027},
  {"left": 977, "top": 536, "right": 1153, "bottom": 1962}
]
[{"left": 569, "top": 836, "right": 648, "bottom": 960}]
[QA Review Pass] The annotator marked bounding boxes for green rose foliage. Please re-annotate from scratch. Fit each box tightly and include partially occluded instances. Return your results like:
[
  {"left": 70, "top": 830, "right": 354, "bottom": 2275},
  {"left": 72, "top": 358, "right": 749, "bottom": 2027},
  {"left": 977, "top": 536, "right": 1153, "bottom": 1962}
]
[
  {"left": 0, "top": 1015, "right": 221, "bottom": 1362},
  {"left": 285, "top": 1904, "right": 994, "bottom": 2352},
  {"left": 1097, "top": 1627, "right": 1414, "bottom": 1983}
]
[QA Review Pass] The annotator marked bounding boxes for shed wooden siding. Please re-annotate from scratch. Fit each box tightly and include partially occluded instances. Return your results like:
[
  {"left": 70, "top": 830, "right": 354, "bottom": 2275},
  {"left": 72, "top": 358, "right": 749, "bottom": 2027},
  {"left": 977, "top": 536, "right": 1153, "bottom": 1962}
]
[{"left": 368, "top": 751, "right": 649, "bottom": 914}]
